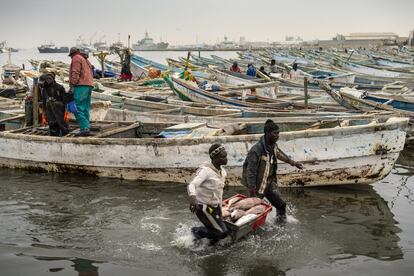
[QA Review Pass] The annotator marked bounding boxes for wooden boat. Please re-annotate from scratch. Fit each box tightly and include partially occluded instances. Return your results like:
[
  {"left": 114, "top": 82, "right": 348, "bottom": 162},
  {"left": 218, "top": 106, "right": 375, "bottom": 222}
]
[
  {"left": 338, "top": 88, "right": 414, "bottom": 117},
  {"left": 334, "top": 58, "right": 414, "bottom": 79},
  {"left": 208, "top": 67, "right": 277, "bottom": 99},
  {"left": 0, "top": 117, "right": 408, "bottom": 187},
  {"left": 165, "top": 74, "right": 347, "bottom": 112},
  {"left": 369, "top": 55, "right": 414, "bottom": 69},
  {"left": 363, "top": 94, "right": 414, "bottom": 113},
  {"left": 91, "top": 90, "right": 243, "bottom": 116}
]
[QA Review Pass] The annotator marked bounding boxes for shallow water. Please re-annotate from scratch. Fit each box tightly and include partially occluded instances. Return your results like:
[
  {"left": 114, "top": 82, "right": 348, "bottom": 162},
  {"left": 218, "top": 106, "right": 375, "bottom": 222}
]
[{"left": 0, "top": 150, "right": 413, "bottom": 275}]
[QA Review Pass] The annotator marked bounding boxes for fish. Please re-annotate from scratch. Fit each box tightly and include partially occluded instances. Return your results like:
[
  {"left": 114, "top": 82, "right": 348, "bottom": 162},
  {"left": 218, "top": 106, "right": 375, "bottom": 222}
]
[
  {"left": 230, "top": 209, "right": 246, "bottom": 221},
  {"left": 230, "top": 197, "right": 262, "bottom": 211},
  {"left": 227, "top": 197, "right": 242, "bottom": 208},
  {"left": 245, "top": 205, "right": 266, "bottom": 215},
  {"left": 222, "top": 207, "right": 231, "bottom": 218},
  {"left": 234, "top": 214, "right": 258, "bottom": 226}
]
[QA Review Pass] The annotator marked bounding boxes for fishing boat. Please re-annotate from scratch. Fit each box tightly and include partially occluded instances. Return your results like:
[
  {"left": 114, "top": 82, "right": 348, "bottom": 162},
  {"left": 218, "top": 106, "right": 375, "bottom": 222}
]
[
  {"left": 333, "top": 58, "right": 414, "bottom": 79},
  {"left": 0, "top": 41, "right": 18, "bottom": 53},
  {"left": 208, "top": 67, "right": 277, "bottom": 99},
  {"left": 0, "top": 117, "right": 408, "bottom": 187},
  {"left": 369, "top": 55, "right": 414, "bottom": 68},
  {"left": 165, "top": 74, "right": 346, "bottom": 112},
  {"left": 37, "top": 43, "right": 69, "bottom": 53}
]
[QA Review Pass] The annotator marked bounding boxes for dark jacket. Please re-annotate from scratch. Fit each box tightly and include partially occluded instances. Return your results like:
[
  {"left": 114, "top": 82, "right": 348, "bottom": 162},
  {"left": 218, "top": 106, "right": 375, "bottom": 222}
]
[
  {"left": 41, "top": 82, "right": 68, "bottom": 107},
  {"left": 241, "top": 136, "right": 278, "bottom": 195}
]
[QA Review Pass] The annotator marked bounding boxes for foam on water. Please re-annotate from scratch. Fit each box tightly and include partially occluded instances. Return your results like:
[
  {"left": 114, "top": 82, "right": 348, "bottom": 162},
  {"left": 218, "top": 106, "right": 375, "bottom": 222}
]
[{"left": 171, "top": 222, "right": 211, "bottom": 251}]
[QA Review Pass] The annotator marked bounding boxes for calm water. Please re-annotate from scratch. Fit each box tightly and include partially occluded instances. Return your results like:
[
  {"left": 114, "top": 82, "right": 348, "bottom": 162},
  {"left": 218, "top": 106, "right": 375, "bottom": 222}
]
[{"left": 0, "top": 149, "right": 413, "bottom": 276}]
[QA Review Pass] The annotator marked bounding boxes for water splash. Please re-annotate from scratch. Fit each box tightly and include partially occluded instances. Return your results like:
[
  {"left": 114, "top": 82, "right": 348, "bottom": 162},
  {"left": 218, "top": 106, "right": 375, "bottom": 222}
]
[{"left": 171, "top": 222, "right": 211, "bottom": 251}]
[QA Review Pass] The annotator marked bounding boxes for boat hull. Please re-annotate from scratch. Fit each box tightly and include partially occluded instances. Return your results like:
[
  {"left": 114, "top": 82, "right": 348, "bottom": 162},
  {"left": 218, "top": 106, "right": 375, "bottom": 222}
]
[
  {"left": 0, "top": 118, "right": 407, "bottom": 187},
  {"left": 37, "top": 47, "right": 69, "bottom": 53}
]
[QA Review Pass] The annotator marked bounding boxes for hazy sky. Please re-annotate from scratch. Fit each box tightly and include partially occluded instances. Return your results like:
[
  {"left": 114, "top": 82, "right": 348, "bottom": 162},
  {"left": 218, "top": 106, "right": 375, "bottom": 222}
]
[{"left": 1, "top": 0, "right": 413, "bottom": 48}]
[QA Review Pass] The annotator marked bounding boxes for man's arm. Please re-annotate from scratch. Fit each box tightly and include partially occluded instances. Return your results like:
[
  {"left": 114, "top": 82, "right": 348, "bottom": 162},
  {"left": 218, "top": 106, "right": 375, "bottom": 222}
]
[
  {"left": 276, "top": 147, "right": 304, "bottom": 169},
  {"left": 245, "top": 150, "right": 259, "bottom": 195},
  {"left": 69, "top": 57, "right": 81, "bottom": 86},
  {"left": 187, "top": 168, "right": 207, "bottom": 212}
]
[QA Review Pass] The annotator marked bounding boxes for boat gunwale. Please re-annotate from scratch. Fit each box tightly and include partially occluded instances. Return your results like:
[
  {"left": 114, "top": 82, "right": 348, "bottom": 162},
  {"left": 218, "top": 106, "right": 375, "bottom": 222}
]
[{"left": 0, "top": 118, "right": 408, "bottom": 146}]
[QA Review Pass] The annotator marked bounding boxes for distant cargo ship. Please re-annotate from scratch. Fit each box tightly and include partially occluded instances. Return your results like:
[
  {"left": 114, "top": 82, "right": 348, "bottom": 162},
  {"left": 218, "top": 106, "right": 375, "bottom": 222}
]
[
  {"left": 132, "top": 32, "right": 168, "bottom": 51},
  {"left": 38, "top": 43, "right": 69, "bottom": 53}
]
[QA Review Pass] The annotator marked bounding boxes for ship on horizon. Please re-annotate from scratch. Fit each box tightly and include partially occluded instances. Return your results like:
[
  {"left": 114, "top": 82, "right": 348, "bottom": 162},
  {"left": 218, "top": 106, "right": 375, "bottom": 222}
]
[
  {"left": 38, "top": 42, "right": 69, "bottom": 53},
  {"left": 0, "top": 41, "right": 18, "bottom": 53},
  {"left": 132, "top": 32, "right": 168, "bottom": 51}
]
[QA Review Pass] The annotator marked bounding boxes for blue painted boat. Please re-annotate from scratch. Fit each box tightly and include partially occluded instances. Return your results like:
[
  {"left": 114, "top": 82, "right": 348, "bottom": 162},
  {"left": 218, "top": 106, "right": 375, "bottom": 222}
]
[
  {"left": 132, "top": 54, "right": 210, "bottom": 79},
  {"left": 131, "top": 55, "right": 168, "bottom": 71},
  {"left": 364, "top": 94, "right": 414, "bottom": 113},
  {"left": 272, "top": 53, "right": 312, "bottom": 65},
  {"left": 370, "top": 55, "right": 414, "bottom": 68},
  {"left": 164, "top": 75, "right": 320, "bottom": 111}
]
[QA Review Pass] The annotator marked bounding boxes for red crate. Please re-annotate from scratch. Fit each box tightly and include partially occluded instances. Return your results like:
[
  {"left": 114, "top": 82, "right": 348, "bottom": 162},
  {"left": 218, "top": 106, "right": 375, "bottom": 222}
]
[{"left": 222, "top": 194, "right": 273, "bottom": 241}]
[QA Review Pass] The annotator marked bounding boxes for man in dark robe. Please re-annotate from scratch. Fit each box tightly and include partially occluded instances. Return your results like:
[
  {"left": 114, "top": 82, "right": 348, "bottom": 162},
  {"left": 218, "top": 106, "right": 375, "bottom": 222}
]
[{"left": 41, "top": 73, "right": 69, "bottom": 136}]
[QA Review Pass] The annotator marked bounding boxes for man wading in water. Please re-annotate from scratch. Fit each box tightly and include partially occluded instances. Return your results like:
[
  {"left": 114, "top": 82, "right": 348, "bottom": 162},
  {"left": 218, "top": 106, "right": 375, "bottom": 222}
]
[
  {"left": 187, "top": 144, "right": 229, "bottom": 245},
  {"left": 242, "top": 119, "right": 304, "bottom": 224}
]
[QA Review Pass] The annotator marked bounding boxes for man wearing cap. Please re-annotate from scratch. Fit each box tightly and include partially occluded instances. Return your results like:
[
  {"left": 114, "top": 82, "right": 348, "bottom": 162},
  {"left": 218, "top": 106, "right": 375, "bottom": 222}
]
[
  {"left": 241, "top": 119, "right": 303, "bottom": 224},
  {"left": 68, "top": 46, "right": 94, "bottom": 136},
  {"left": 187, "top": 143, "right": 229, "bottom": 245}
]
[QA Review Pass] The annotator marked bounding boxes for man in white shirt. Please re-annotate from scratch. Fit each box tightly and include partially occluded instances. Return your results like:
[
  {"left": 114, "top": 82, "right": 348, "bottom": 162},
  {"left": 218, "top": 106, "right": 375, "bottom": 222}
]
[{"left": 187, "top": 144, "right": 229, "bottom": 244}]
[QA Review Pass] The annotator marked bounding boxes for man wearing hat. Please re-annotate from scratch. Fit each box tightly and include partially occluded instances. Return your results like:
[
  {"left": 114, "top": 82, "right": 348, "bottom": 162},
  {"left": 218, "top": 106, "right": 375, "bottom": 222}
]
[
  {"left": 40, "top": 73, "right": 69, "bottom": 136},
  {"left": 68, "top": 46, "right": 94, "bottom": 136},
  {"left": 187, "top": 143, "right": 229, "bottom": 245},
  {"left": 241, "top": 119, "right": 303, "bottom": 224}
]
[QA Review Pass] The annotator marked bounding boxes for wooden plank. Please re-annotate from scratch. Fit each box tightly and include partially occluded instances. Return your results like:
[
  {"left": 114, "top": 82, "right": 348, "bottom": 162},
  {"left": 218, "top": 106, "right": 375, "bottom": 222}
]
[
  {"left": 0, "top": 114, "right": 25, "bottom": 123},
  {"left": 94, "top": 122, "right": 140, "bottom": 138}
]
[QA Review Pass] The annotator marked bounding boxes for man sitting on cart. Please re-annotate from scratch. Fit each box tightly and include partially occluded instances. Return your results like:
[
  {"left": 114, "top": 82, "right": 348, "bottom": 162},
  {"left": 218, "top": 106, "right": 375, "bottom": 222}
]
[
  {"left": 242, "top": 119, "right": 304, "bottom": 224},
  {"left": 187, "top": 144, "right": 229, "bottom": 245}
]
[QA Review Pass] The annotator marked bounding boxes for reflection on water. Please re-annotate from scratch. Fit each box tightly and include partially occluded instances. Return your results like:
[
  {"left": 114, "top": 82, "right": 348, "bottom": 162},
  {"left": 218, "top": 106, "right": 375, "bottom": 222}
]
[
  {"left": 0, "top": 163, "right": 412, "bottom": 275},
  {"left": 284, "top": 185, "right": 402, "bottom": 261}
]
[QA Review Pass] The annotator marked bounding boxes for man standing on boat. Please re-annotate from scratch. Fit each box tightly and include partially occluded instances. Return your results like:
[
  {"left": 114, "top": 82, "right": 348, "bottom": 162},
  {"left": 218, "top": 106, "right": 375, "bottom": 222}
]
[
  {"left": 40, "top": 73, "right": 69, "bottom": 136},
  {"left": 69, "top": 47, "right": 94, "bottom": 136},
  {"left": 188, "top": 144, "right": 229, "bottom": 245},
  {"left": 241, "top": 119, "right": 303, "bottom": 224},
  {"left": 270, "top": 59, "right": 278, "bottom": 73}
]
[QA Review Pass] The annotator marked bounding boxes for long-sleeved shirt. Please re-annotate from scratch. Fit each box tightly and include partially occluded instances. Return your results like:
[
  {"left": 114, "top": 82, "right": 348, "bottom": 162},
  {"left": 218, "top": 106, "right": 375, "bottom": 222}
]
[
  {"left": 41, "top": 81, "right": 68, "bottom": 108},
  {"left": 241, "top": 136, "right": 278, "bottom": 194},
  {"left": 246, "top": 66, "right": 257, "bottom": 77},
  {"left": 230, "top": 66, "right": 241, "bottom": 74},
  {"left": 69, "top": 53, "right": 94, "bottom": 87},
  {"left": 187, "top": 161, "right": 227, "bottom": 207}
]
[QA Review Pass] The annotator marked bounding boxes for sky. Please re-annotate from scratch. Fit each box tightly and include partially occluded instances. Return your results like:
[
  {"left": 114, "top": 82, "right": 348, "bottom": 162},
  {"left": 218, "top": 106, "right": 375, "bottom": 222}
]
[{"left": 0, "top": 0, "right": 413, "bottom": 48}]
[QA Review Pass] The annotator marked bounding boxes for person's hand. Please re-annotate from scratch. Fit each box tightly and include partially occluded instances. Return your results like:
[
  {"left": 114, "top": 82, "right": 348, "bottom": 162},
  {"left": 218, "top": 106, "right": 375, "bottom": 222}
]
[
  {"left": 189, "top": 195, "right": 197, "bottom": 213},
  {"left": 249, "top": 188, "right": 257, "bottom": 197}
]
